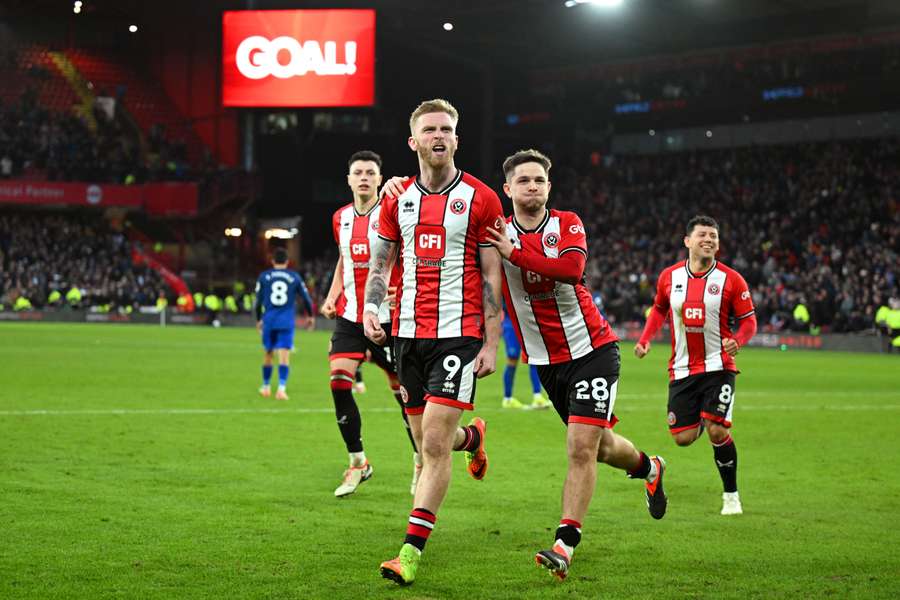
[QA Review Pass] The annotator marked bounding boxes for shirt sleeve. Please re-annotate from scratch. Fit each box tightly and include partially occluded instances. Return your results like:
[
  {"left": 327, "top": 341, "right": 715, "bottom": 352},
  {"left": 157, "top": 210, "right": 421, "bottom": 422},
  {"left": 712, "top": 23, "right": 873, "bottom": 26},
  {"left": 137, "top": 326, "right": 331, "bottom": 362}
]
[
  {"left": 253, "top": 277, "right": 263, "bottom": 320},
  {"left": 730, "top": 272, "right": 755, "bottom": 320},
  {"left": 652, "top": 269, "right": 671, "bottom": 313},
  {"left": 378, "top": 195, "right": 400, "bottom": 242},
  {"left": 295, "top": 273, "right": 314, "bottom": 315},
  {"left": 475, "top": 188, "right": 505, "bottom": 247},
  {"left": 332, "top": 209, "right": 341, "bottom": 244},
  {"left": 733, "top": 313, "right": 757, "bottom": 346},
  {"left": 508, "top": 247, "right": 585, "bottom": 286},
  {"left": 558, "top": 212, "right": 588, "bottom": 258}
]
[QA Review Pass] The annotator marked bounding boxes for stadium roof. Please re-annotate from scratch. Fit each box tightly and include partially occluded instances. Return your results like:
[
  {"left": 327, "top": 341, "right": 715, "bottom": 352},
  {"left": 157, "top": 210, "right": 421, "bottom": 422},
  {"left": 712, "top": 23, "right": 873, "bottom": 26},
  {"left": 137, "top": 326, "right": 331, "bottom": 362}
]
[{"left": 6, "top": 0, "right": 900, "bottom": 68}]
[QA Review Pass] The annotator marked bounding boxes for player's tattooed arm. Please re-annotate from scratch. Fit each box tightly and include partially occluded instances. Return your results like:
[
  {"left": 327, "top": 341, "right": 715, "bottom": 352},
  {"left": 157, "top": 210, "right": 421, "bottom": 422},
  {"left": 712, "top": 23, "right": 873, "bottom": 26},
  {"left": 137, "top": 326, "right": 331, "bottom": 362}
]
[
  {"left": 474, "top": 246, "right": 503, "bottom": 377},
  {"left": 364, "top": 238, "right": 398, "bottom": 309},
  {"left": 479, "top": 246, "right": 503, "bottom": 350}
]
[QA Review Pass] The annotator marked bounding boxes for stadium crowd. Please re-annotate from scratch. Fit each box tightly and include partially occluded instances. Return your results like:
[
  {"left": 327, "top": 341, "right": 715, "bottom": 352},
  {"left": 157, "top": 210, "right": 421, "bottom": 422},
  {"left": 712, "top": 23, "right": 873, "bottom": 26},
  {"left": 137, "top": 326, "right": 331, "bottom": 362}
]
[
  {"left": 550, "top": 138, "right": 899, "bottom": 333},
  {"left": 582, "top": 42, "right": 900, "bottom": 105},
  {"left": 0, "top": 212, "right": 166, "bottom": 310},
  {"left": 0, "top": 89, "right": 195, "bottom": 184}
]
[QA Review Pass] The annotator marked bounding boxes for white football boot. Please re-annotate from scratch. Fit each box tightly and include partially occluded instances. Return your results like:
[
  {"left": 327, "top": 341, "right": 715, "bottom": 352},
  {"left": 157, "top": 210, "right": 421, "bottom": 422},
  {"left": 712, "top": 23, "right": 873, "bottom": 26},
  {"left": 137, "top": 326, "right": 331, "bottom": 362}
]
[
  {"left": 334, "top": 462, "right": 373, "bottom": 497},
  {"left": 721, "top": 491, "right": 743, "bottom": 515}
]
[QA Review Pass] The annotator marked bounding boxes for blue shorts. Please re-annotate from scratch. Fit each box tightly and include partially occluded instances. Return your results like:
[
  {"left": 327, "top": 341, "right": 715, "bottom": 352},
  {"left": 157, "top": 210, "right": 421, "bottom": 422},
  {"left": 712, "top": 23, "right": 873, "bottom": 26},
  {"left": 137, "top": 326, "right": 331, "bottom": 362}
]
[
  {"left": 502, "top": 320, "right": 521, "bottom": 360},
  {"left": 263, "top": 327, "right": 294, "bottom": 351}
]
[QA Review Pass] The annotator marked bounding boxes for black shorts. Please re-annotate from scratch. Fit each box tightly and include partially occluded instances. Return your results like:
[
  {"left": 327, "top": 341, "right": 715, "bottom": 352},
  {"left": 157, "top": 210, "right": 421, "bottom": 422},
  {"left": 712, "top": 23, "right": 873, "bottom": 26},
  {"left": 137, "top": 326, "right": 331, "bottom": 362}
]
[
  {"left": 329, "top": 317, "right": 395, "bottom": 374},
  {"left": 667, "top": 371, "right": 736, "bottom": 433},
  {"left": 394, "top": 336, "right": 482, "bottom": 414},
  {"left": 536, "top": 342, "right": 620, "bottom": 428}
]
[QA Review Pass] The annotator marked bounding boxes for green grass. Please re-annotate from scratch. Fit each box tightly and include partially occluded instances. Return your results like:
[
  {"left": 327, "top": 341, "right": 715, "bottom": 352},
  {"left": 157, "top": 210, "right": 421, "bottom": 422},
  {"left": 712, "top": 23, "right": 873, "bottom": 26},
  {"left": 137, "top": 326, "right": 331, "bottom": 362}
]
[{"left": 1, "top": 322, "right": 899, "bottom": 599}]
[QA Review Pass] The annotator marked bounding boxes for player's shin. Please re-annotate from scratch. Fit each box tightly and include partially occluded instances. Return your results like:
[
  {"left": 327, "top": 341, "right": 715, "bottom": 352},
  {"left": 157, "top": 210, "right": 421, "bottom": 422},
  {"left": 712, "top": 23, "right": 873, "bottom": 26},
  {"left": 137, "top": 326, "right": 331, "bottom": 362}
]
[
  {"left": 330, "top": 370, "right": 364, "bottom": 461},
  {"left": 712, "top": 434, "right": 738, "bottom": 493}
]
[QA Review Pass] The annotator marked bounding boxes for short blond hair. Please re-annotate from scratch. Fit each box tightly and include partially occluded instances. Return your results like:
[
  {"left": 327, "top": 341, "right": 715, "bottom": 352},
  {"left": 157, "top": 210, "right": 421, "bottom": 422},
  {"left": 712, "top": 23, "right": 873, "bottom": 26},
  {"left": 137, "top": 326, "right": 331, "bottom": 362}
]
[{"left": 409, "top": 98, "right": 459, "bottom": 134}]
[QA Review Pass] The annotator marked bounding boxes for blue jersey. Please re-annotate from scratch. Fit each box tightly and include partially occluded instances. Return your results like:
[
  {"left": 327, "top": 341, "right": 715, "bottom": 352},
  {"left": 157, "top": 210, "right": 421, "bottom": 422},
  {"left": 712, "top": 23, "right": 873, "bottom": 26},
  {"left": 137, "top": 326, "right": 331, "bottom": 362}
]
[{"left": 255, "top": 268, "right": 313, "bottom": 330}]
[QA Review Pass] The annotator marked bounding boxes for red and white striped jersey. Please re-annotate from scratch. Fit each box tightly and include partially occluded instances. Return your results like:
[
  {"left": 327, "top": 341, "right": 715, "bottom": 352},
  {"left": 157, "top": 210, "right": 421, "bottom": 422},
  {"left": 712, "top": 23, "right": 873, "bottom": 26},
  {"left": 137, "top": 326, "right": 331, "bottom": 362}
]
[
  {"left": 652, "top": 260, "right": 755, "bottom": 381},
  {"left": 332, "top": 201, "right": 394, "bottom": 323},
  {"left": 501, "top": 209, "right": 618, "bottom": 365},
  {"left": 377, "top": 170, "right": 504, "bottom": 339}
]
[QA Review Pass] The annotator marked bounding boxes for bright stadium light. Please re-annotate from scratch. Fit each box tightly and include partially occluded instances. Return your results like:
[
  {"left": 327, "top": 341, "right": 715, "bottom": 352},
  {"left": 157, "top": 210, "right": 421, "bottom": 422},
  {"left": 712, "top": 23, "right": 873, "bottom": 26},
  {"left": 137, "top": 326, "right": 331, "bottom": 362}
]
[
  {"left": 443, "top": 22, "right": 454, "bottom": 31},
  {"left": 264, "top": 228, "right": 296, "bottom": 240},
  {"left": 129, "top": 24, "right": 138, "bottom": 33},
  {"left": 224, "top": 227, "right": 242, "bottom": 237},
  {"left": 565, "top": 0, "right": 624, "bottom": 8},
  {"left": 73, "top": 5, "right": 81, "bottom": 14}
]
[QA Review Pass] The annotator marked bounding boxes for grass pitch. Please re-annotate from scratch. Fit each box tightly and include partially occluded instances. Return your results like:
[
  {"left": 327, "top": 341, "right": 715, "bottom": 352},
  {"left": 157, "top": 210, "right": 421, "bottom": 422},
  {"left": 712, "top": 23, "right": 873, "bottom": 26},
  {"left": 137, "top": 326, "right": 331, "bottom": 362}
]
[{"left": 1, "top": 322, "right": 899, "bottom": 599}]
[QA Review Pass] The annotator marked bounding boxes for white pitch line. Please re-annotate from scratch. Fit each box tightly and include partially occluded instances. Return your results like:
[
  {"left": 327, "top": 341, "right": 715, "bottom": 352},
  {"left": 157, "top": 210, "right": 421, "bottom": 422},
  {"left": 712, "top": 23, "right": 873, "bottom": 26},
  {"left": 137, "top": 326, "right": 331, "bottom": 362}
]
[{"left": 1, "top": 404, "right": 899, "bottom": 417}]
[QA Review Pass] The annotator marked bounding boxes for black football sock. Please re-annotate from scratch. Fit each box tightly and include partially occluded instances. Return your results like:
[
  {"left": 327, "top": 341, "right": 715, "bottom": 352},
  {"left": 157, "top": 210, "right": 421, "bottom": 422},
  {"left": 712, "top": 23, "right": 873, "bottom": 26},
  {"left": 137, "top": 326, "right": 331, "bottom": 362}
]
[
  {"left": 330, "top": 370, "right": 362, "bottom": 453},
  {"left": 712, "top": 435, "right": 738, "bottom": 493}
]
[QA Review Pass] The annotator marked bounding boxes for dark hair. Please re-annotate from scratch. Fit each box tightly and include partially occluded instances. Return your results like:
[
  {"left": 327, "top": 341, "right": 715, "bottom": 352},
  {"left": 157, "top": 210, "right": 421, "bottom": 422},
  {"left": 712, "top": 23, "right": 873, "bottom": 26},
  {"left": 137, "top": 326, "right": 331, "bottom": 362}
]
[
  {"left": 348, "top": 150, "right": 382, "bottom": 171},
  {"left": 272, "top": 247, "right": 289, "bottom": 265},
  {"left": 686, "top": 215, "right": 719, "bottom": 236},
  {"left": 502, "top": 149, "right": 552, "bottom": 180}
]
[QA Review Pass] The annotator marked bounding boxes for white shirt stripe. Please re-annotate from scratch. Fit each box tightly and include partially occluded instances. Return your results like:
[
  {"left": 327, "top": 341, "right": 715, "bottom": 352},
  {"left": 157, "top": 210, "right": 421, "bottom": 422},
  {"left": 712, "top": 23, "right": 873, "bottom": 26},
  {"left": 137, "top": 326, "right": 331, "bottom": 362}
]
[
  {"left": 669, "top": 268, "right": 691, "bottom": 379},
  {"left": 703, "top": 269, "right": 727, "bottom": 373},
  {"left": 436, "top": 182, "right": 476, "bottom": 337}
]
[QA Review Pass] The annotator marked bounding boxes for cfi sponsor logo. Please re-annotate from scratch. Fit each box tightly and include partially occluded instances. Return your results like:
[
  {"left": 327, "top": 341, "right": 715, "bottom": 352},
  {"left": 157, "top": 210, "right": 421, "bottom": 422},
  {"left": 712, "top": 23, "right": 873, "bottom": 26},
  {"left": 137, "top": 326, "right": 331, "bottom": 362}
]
[
  {"left": 543, "top": 232, "right": 559, "bottom": 248},
  {"left": 450, "top": 199, "right": 467, "bottom": 215},
  {"left": 667, "top": 411, "right": 677, "bottom": 426},
  {"left": 741, "top": 290, "right": 750, "bottom": 301},
  {"left": 707, "top": 283, "right": 721, "bottom": 295},
  {"left": 569, "top": 224, "right": 585, "bottom": 235},
  {"left": 236, "top": 37, "right": 358, "bottom": 79}
]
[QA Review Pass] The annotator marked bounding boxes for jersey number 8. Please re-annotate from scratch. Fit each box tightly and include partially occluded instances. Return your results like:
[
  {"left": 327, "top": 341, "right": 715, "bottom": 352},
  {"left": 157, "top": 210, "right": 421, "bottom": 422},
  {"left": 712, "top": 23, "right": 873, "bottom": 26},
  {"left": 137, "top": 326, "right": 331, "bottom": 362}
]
[{"left": 270, "top": 281, "right": 289, "bottom": 306}]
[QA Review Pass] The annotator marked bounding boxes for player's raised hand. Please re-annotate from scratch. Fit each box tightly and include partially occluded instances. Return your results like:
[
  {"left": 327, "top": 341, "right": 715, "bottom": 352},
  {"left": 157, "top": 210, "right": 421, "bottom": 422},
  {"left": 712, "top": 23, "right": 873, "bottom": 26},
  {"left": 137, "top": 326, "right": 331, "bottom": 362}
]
[
  {"left": 363, "top": 310, "right": 386, "bottom": 345},
  {"left": 380, "top": 176, "right": 410, "bottom": 199},
  {"left": 474, "top": 345, "right": 497, "bottom": 378},
  {"left": 634, "top": 341, "right": 650, "bottom": 358},
  {"left": 722, "top": 338, "right": 740, "bottom": 357},
  {"left": 485, "top": 225, "right": 514, "bottom": 259},
  {"left": 320, "top": 297, "right": 337, "bottom": 319}
]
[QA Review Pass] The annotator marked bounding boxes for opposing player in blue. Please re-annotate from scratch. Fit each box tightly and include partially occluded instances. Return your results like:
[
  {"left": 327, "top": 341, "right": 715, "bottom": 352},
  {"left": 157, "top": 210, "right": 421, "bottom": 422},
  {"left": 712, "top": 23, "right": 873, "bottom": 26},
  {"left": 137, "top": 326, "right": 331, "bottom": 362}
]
[
  {"left": 502, "top": 307, "right": 550, "bottom": 410},
  {"left": 255, "top": 247, "right": 314, "bottom": 400}
]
